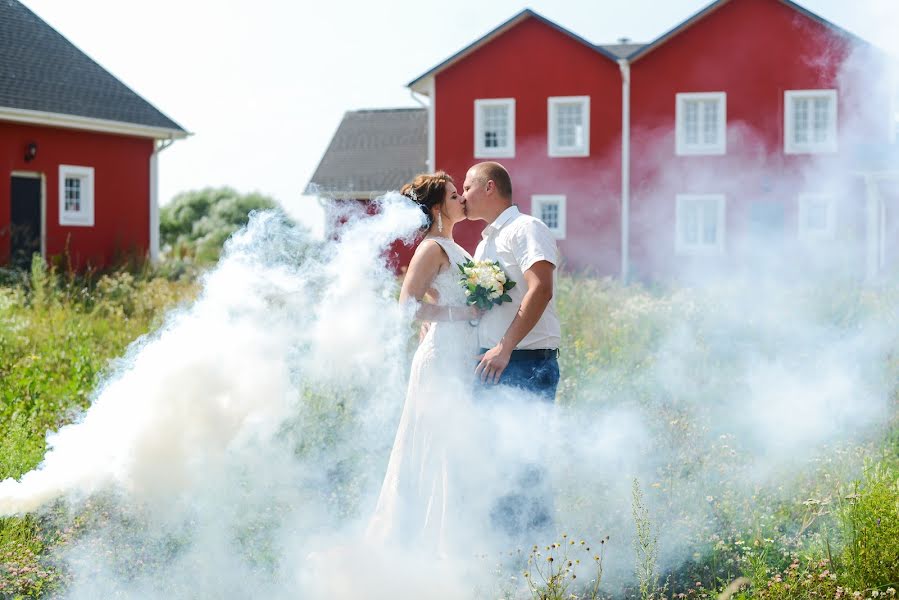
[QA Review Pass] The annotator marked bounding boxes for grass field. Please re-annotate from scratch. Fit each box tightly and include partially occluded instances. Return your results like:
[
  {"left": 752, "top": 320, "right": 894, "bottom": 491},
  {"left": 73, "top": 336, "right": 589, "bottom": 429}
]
[{"left": 0, "top": 260, "right": 897, "bottom": 599}]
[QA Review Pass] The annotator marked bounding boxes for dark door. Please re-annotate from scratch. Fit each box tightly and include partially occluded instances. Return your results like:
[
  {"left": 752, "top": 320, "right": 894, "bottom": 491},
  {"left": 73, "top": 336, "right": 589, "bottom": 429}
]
[{"left": 10, "top": 176, "right": 42, "bottom": 269}]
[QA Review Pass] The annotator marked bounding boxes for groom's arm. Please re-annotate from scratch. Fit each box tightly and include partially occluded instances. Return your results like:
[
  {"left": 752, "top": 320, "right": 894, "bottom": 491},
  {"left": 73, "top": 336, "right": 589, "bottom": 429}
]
[{"left": 475, "top": 260, "right": 554, "bottom": 384}]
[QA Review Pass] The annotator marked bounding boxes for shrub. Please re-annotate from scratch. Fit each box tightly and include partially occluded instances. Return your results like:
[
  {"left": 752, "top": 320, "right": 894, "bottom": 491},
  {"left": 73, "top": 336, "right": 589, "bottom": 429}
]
[{"left": 160, "top": 187, "right": 276, "bottom": 264}]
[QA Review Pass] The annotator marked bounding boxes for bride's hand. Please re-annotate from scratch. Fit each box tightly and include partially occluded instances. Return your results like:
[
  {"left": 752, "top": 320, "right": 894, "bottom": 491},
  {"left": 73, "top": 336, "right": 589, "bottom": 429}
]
[{"left": 466, "top": 305, "right": 486, "bottom": 321}]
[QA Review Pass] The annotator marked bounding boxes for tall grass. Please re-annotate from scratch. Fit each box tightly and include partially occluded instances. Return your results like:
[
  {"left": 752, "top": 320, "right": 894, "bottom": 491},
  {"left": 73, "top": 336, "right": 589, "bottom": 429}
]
[
  {"left": 0, "top": 259, "right": 196, "bottom": 597},
  {"left": 0, "top": 267, "right": 897, "bottom": 598}
]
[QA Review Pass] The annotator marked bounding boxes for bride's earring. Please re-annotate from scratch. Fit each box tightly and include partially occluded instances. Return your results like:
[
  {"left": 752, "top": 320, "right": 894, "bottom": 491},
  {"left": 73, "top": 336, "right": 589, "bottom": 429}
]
[{"left": 437, "top": 212, "right": 443, "bottom": 233}]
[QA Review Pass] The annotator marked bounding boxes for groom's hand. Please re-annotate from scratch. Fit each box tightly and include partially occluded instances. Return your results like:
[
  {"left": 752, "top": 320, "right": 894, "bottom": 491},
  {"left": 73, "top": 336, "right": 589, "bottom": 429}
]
[{"left": 475, "top": 345, "right": 512, "bottom": 384}]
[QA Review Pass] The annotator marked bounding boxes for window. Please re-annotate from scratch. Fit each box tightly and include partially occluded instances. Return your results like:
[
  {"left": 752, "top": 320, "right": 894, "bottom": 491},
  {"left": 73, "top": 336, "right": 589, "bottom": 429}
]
[
  {"left": 785, "top": 90, "right": 838, "bottom": 154},
  {"left": 548, "top": 96, "right": 590, "bottom": 157},
  {"left": 798, "top": 194, "right": 836, "bottom": 241},
  {"left": 474, "top": 98, "right": 515, "bottom": 158},
  {"left": 675, "top": 92, "right": 726, "bottom": 155},
  {"left": 675, "top": 194, "right": 726, "bottom": 255},
  {"left": 58, "top": 165, "right": 94, "bottom": 226},
  {"left": 531, "top": 195, "right": 566, "bottom": 239}
]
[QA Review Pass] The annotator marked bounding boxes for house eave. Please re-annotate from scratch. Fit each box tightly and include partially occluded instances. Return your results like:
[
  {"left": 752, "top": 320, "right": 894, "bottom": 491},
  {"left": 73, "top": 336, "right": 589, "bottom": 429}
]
[
  {"left": 305, "top": 189, "right": 388, "bottom": 200},
  {"left": 628, "top": 0, "right": 879, "bottom": 63},
  {"left": 406, "top": 8, "right": 618, "bottom": 92},
  {"left": 0, "top": 106, "right": 190, "bottom": 140}
]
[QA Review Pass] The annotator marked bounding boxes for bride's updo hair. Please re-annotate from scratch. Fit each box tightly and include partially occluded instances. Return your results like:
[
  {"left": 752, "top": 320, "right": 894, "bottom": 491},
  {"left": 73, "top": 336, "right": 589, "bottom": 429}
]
[{"left": 400, "top": 171, "right": 454, "bottom": 230}]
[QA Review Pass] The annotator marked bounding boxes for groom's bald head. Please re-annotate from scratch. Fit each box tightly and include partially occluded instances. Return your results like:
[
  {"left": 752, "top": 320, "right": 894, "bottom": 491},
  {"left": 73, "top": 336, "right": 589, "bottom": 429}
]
[{"left": 469, "top": 162, "right": 512, "bottom": 200}]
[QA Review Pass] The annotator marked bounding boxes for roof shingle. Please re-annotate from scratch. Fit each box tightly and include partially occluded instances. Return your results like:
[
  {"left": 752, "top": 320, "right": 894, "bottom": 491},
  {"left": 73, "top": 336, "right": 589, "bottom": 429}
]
[
  {"left": 0, "top": 0, "right": 185, "bottom": 133},
  {"left": 305, "top": 108, "right": 427, "bottom": 197}
]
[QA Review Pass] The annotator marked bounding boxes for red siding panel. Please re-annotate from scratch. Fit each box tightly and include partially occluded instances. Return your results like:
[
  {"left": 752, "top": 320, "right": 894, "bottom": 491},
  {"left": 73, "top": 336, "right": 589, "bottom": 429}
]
[
  {"left": 628, "top": 0, "right": 890, "bottom": 279},
  {"left": 0, "top": 121, "right": 153, "bottom": 269},
  {"left": 434, "top": 16, "right": 623, "bottom": 274}
]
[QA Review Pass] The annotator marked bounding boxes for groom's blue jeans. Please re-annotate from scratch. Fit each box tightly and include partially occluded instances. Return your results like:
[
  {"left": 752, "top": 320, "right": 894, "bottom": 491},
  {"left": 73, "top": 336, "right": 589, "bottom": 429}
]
[
  {"left": 475, "top": 350, "right": 560, "bottom": 543},
  {"left": 476, "top": 350, "right": 560, "bottom": 402}
]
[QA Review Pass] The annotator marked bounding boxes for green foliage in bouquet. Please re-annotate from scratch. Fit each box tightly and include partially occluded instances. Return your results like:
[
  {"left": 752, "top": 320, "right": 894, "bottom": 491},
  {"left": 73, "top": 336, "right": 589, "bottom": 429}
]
[{"left": 457, "top": 259, "right": 516, "bottom": 311}]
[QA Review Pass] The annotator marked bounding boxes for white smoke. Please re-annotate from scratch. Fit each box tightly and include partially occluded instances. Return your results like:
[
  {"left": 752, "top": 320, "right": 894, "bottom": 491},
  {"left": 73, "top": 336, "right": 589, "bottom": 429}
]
[{"left": 1, "top": 5, "right": 897, "bottom": 598}]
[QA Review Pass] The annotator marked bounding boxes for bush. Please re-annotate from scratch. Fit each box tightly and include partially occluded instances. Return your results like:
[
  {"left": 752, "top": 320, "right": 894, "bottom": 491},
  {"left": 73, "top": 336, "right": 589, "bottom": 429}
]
[{"left": 160, "top": 187, "right": 277, "bottom": 264}]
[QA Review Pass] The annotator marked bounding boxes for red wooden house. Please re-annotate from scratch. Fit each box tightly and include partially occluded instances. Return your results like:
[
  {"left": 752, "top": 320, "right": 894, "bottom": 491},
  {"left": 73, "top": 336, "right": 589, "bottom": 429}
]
[
  {"left": 308, "top": 0, "right": 898, "bottom": 281},
  {"left": 0, "top": 0, "right": 187, "bottom": 271},
  {"left": 624, "top": 0, "right": 896, "bottom": 281}
]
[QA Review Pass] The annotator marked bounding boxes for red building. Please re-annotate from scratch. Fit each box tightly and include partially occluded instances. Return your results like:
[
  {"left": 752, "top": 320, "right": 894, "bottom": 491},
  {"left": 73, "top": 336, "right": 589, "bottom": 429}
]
[
  {"left": 1, "top": 1, "right": 187, "bottom": 270},
  {"left": 309, "top": 0, "right": 898, "bottom": 281}
]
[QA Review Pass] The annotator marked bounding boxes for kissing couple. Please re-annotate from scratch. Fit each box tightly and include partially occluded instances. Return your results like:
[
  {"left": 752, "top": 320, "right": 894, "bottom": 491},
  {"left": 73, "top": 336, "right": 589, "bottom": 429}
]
[{"left": 366, "top": 161, "right": 562, "bottom": 555}]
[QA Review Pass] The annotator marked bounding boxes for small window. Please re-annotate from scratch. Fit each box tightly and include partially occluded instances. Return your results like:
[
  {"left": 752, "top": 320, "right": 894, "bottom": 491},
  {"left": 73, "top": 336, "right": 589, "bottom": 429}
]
[
  {"left": 675, "top": 194, "right": 726, "bottom": 255},
  {"left": 548, "top": 96, "right": 590, "bottom": 157},
  {"left": 798, "top": 193, "right": 836, "bottom": 241},
  {"left": 531, "top": 194, "right": 566, "bottom": 239},
  {"left": 785, "top": 90, "right": 838, "bottom": 154},
  {"left": 474, "top": 98, "right": 515, "bottom": 158},
  {"left": 59, "top": 165, "right": 94, "bottom": 226},
  {"left": 675, "top": 92, "right": 726, "bottom": 155}
]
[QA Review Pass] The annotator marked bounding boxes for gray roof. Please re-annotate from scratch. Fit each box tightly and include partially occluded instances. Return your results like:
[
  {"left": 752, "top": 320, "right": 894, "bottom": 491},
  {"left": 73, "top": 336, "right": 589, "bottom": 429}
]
[
  {"left": 0, "top": 0, "right": 185, "bottom": 133},
  {"left": 598, "top": 43, "right": 646, "bottom": 59},
  {"left": 305, "top": 108, "right": 427, "bottom": 197}
]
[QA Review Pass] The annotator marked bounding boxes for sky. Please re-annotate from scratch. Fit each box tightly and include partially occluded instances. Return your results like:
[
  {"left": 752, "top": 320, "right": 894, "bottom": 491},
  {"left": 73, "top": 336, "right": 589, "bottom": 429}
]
[{"left": 17, "top": 0, "right": 899, "bottom": 225}]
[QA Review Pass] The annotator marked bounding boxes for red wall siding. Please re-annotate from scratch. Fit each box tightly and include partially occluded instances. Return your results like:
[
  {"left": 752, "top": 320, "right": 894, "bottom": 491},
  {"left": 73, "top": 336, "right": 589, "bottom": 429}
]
[
  {"left": 628, "top": 0, "right": 890, "bottom": 279},
  {"left": 0, "top": 122, "right": 153, "bottom": 269},
  {"left": 434, "top": 16, "right": 623, "bottom": 274}
]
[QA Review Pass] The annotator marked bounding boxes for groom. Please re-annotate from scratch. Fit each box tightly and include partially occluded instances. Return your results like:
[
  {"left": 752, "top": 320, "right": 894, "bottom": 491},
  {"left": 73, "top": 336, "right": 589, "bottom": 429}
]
[
  {"left": 461, "top": 161, "right": 561, "bottom": 401},
  {"left": 461, "top": 161, "right": 561, "bottom": 541}
]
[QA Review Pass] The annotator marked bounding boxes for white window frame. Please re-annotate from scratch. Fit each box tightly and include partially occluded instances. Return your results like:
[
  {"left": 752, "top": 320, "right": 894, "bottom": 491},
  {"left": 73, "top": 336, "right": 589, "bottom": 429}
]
[
  {"left": 784, "top": 89, "right": 838, "bottom": 154},
  {"left": 548, "top": 96, "right": 590, "bottom": 157},
  {"left": 531, "top": 194, "right": 567, "bottom": 239},
  {"left": 474, "top": 98, "right": 515, "bottom": 158},
  {"left": 58, "top": 165, "right": 95, "bottom": 227},
  {"left": 890, "top": 73, "right": 898, "bottom": 145},
  {"left": 675, "top": 92, "right": 727, "bottom": 156},
  {"left": 675, "top": 194, "right": 726, "bottom": 256},
  {"left": 797, "top": 193, "right": 836, "bottom": 241}
]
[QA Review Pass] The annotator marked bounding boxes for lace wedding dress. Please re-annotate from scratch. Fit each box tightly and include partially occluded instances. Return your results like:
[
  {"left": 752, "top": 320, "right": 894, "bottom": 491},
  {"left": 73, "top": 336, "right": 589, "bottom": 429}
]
[{"left": 366, "top": 237, "right": 478, "bottom": 555}]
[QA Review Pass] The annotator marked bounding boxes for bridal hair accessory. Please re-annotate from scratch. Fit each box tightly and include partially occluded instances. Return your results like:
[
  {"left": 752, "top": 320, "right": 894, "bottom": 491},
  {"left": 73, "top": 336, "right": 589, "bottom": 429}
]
[{"left": 458, "top": 259, "right": 516, "bottom": 325}]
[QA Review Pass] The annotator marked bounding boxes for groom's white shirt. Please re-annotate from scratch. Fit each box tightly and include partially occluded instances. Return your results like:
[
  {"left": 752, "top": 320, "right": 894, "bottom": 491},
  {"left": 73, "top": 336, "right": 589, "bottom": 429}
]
[{"left": 474, "top": 205, "right": 562, "bottom": 351}]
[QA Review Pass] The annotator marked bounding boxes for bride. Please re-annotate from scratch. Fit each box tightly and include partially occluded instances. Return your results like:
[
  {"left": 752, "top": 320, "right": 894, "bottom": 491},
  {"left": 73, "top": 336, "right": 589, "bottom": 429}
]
[{"left": 365, "top": 171, "right": 482, "bottom": 555}]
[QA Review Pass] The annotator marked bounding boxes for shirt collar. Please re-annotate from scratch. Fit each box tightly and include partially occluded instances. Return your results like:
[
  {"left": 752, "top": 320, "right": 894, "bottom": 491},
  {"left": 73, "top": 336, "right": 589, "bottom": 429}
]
[{"left": 481, "top": 205, "right": 520, "bottom": 240}]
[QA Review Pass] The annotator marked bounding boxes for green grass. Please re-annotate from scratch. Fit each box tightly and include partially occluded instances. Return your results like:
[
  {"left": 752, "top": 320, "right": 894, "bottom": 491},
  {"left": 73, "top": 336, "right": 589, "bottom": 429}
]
[
  {"left": 1, "top": 263, "right": 897, "bottom": 598},
  {"left": 0, "top": 260, "right": 195, "bottom": 598}
]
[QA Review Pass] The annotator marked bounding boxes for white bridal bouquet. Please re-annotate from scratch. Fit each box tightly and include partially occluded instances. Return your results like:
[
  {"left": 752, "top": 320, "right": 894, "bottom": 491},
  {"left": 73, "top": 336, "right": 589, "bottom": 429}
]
[{"left": 458, "top": 259, "right": 516, "bottom": 311}]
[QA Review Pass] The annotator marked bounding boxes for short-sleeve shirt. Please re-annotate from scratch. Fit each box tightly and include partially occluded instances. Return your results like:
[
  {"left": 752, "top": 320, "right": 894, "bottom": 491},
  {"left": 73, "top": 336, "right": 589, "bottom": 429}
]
[{"left": 474, "top": 205, "right": 562, "bottom": 350}]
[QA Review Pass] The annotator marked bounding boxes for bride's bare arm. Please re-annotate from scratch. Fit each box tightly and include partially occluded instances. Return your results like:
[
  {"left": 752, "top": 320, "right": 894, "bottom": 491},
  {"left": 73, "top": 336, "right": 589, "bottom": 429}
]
[{"left": 400, "top": 241, "right": 476, "bottom": 322}]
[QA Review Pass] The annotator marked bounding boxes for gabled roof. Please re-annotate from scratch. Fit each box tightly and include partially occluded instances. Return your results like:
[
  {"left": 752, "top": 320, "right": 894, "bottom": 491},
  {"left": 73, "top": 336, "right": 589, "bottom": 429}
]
[
  {"left": 0, "top": 0, "right": 186, "bottom": 138},
  {"left": 598, "top": 43, "right": 645, "bottom": 59},
  {"left": 305, "top": 108, "right": 427, "bottom": 198},
  {"left": 626, "top": 0, "right": 872, "bottom": 62},
  {"left": 407, "top": 8, "right": 620, "bottom": 94}
]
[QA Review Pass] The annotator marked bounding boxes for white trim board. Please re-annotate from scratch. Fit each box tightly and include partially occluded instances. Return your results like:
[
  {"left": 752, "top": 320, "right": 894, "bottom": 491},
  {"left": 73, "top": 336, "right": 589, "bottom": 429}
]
[{"left": 0, "top": 106, "right": 188, "bottom": 140}]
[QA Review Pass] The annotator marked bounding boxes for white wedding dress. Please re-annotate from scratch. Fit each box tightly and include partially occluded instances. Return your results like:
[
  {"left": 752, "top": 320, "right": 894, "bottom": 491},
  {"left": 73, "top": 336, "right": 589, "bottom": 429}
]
[{"left": 366, "top": 237, "right": 478, "bottom": 555}]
